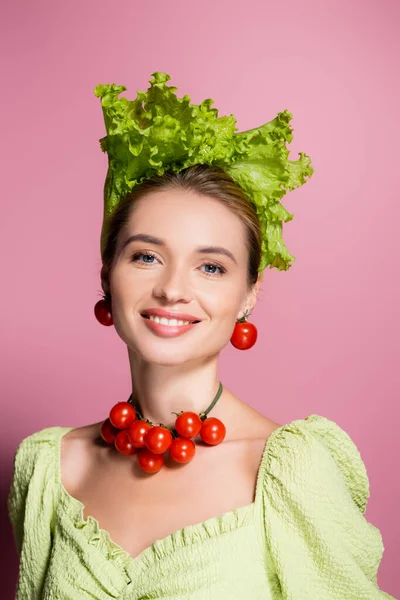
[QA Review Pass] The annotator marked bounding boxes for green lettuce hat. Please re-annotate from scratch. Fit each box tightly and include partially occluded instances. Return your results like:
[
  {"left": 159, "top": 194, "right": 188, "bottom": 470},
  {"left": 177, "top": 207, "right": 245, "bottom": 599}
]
[{"left": 94, "top": 72, "right": 314, "bottom": 271}]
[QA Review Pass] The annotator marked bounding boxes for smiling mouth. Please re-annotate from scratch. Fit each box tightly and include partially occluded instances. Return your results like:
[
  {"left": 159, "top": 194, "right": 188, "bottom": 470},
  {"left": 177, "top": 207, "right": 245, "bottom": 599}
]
[{"left": 141, "top": 313, "right": 200, "bottom": 325}]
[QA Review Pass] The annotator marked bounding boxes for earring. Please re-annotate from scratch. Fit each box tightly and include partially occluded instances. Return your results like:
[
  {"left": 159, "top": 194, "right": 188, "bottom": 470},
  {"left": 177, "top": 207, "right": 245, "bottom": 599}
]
[
  {"left": 94, "top": 297, "right": 113, "bottom": 326},
  {"left": 230, "top": 309, "right": 258, "bottom": 350}
]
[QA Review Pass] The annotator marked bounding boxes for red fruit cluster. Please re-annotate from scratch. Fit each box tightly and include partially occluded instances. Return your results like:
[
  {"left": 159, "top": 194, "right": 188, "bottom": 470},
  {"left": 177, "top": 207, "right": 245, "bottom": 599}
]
[{"left": 100, "top": 403, "right": 226, "bottom": 474}]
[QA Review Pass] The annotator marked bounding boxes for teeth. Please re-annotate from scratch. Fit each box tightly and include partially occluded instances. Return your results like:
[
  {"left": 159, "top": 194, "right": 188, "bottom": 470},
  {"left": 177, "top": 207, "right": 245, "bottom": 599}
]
[{"left": 149, "top": 315, "right": 192, "bottom": 326}]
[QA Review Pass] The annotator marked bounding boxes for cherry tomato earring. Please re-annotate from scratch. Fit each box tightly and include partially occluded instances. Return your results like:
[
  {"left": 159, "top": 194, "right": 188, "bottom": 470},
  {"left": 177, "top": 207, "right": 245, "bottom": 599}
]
[
  {"left": 94, "top": 296, "right": 113, "bottom": 326},
  {"left": 230, "top": 310, "right": 258, "bottom": 350}
]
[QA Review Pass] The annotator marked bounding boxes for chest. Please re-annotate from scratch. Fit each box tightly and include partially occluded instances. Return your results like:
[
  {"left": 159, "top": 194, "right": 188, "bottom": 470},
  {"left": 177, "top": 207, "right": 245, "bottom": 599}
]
[
  {"left": 46, "top": 507, "right": 273, "bottom": 600},
  {"left": 63, "top": 437, "right": 265, "bottom": 559}
]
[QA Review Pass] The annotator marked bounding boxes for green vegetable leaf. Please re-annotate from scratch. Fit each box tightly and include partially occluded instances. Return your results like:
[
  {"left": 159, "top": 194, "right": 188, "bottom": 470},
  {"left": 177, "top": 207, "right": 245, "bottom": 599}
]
[{"left": 94, "top": 72, "right": 314, "bottom": 271}]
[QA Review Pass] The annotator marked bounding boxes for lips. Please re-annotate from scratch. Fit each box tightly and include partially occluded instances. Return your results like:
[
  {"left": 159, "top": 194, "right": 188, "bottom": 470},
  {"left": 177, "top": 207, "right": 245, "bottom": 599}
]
[
  {"left": 141, "top": 307, "right": 201, "bottom": 323},
  {"left": 141, "top": 314, "right": 200, "bottom": 338}
]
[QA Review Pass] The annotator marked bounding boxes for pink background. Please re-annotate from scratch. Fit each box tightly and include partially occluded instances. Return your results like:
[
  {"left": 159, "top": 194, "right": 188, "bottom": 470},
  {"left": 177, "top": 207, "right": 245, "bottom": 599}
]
[{"left": 2, "top": 0, "right": 399, "bottom": 596}]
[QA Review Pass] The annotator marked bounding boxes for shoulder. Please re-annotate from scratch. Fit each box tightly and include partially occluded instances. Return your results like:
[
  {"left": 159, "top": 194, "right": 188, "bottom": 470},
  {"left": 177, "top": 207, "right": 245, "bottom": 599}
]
[
  {"left": 8, "top": 425, "right": 73, "bottom": 554},
  {"left": 256, "top": 416, "right": 390, "bottom": 596},
  {"left": 260, "top": 414, "right": 370, "bottom": 514},
  {"left": 10, "top": 425, "right": 71, "bottom": 478},
  {"left": 59, "top": 422, "right": 103, "bottom": 493},
  {"left": 8, "top": 426, "right": 73, "bottom": 503},
  {"left": 8, "top": 422, "right": 96, "bottom": 506}
]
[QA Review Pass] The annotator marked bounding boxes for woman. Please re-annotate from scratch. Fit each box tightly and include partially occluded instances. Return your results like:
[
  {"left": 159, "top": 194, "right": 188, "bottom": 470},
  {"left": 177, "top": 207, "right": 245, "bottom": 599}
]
[{"left": 8, "top": 73, "right": 394, "bottom": 599}]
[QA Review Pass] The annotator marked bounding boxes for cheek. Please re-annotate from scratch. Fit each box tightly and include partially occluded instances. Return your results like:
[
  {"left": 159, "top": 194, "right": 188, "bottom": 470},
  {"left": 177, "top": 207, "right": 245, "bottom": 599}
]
[
  {"left": 110, "top": 265, "right": 146, "bottom": 300},
  {"left": 204, "top": 285, "right": 243, "bottom": 321}
]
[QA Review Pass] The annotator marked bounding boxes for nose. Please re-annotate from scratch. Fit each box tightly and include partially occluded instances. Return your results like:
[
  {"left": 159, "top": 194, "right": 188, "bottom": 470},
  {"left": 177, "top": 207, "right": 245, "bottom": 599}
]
[{"left": 152, "top": 263, "right": 193, "bottom": 305}]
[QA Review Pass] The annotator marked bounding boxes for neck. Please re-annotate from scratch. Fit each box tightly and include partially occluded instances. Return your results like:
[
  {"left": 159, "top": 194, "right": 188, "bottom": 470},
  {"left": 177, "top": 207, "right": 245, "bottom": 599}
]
[{"left": 127, "top": 348, "right": 224, "bottom": 427}]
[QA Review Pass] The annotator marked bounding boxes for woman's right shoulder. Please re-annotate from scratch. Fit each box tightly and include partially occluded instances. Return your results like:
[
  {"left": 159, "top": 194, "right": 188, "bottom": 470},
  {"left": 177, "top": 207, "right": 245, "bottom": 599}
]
[
  {"left": 10, "top": 422, "right": 101, "bottom": 486},
  {"left": 59, "top": 422, "right": 103, "bottom": 493},
  {"left": 12, "top": 425, "right": 73, "bottom": 463},
  {"left": 9, "top": 426, "right": 74, "bottom": 498},
  {"left": 15, "top": 421, "right": 102, "bottom": 450},
  {"left": 8, "top": 426, "right": 74, "bottom": 554},
  {"left": 8, "top": 424, "right": 101, "bottom": 519}
]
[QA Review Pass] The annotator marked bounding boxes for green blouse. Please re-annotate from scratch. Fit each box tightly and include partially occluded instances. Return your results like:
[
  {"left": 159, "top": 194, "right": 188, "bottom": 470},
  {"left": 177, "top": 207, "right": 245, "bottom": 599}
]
[{"left": 7, "top": 414, "right": 394, "bottom": 599}]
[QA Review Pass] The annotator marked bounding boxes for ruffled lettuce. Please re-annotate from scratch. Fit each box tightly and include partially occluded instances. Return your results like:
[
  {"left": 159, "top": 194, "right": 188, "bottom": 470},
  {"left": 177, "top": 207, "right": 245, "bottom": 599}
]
[{"left": 94, "top": 72, "right": 313, "bottom": 271}]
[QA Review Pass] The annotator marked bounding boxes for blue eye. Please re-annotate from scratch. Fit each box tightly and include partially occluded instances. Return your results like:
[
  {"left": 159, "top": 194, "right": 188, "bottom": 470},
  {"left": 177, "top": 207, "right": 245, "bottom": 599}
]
[
  {"left": 130, "top": 252, "right": 226, "bottom": 277},
  {"left": 201, "top": 263, "right": 225, "bottom": 277},
  {"left": 131, "top": 251, "right": 158, "bottom": 264}
]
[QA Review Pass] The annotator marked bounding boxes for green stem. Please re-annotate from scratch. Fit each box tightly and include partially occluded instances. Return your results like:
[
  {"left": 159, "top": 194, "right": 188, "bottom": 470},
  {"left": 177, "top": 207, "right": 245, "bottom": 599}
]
[{"left": 123, "top": 381, "right": 224, "bottom": 432}]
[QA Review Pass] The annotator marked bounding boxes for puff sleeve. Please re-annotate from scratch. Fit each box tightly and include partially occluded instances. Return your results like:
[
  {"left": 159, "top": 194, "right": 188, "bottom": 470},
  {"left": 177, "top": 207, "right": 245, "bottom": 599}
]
[
  {"left": 7, "top": 428, "right": 59, "bottom": 599},
  {"left": 261, "top": 414, "right": 395, "bottom": 600}
]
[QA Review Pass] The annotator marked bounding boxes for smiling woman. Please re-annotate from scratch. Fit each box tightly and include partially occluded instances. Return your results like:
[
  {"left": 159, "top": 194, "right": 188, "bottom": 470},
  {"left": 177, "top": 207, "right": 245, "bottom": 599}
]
[
  {"left": 99, "top": 166, "right": 263, "bottom": 366},
  {"left": 102, "top": 174, "right": 262, "bottom": 370},
  {"left": 7, "top": 72, "right": 394, "bottom": 600}
]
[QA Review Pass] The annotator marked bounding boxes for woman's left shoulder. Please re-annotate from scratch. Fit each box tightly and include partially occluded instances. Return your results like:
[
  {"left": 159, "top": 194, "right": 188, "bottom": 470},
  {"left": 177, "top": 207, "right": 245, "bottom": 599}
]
[
  {"left": 256, "top": 415, "right": 394, "bottom": 598},
  {"left": 261, "top": 413, "right": 370, "bottom": 514}
]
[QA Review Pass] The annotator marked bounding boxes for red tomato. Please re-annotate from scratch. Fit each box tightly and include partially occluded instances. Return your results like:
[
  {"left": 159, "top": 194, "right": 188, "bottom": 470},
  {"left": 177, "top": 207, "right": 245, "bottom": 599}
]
[
  {"left": 100, "top": 418, "right": 119, "bottom": 444},
  {"left": 114, "top": 429, "right": 136, "bottom": 455},
  {"left": 145, "top": 426, "right": 173, "bottom": 454},
  {"left": 200, "top": 417, "right": 226, "bottom": 445},
  {"left": 137, "top": 448, "right": 164, "bottom": 473},
  {"left": 169, "top": 437, "right": 196, "bottom": 463},
  {"left": 109, "top": 402, "right": 136, "bottom": 429},
  {"left": 175, "top": 411, "right": 202, "bottom": 438},
  {"left": 230, "top": 322, "right": 258, "bottom": 350},
  {"left": 128, "top": 420, "right": 152, "bottom": 448},
  {"left": 94, "top": 299, "right": 113, "bottom": 326}
]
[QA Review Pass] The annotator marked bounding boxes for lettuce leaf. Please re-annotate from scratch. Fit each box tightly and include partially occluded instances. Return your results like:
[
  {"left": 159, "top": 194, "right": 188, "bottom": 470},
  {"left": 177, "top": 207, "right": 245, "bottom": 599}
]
[{"left": 94, "top": 72, "right": 313, "bottom": 271}]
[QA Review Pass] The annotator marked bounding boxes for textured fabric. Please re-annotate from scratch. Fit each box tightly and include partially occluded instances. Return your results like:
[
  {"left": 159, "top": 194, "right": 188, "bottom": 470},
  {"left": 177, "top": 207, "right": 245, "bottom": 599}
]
[{"left": 7, "top": 414, "right": 394, "bottom": 599}]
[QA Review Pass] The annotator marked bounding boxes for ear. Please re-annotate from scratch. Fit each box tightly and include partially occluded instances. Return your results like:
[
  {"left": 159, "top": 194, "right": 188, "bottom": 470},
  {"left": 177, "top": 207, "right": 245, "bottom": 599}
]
[{"left": 236, "top": 273, "right": 263, "bottom": 321}]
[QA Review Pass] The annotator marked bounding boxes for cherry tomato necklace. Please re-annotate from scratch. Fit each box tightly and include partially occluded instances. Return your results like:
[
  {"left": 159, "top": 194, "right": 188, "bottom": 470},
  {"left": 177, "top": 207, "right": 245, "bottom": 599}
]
[{"left": 100, "top": 382, "right": 226, "bottom": 473}]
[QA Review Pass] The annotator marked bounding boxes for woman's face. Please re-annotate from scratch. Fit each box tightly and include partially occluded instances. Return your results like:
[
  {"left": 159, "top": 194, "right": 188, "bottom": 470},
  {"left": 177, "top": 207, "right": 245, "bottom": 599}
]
[{"left": 109, "top": 188, "right": 258, "bottom": 366}]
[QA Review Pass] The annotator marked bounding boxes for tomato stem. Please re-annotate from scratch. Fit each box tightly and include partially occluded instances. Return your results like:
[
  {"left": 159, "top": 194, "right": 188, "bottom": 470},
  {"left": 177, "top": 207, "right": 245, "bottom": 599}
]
[
  {"left": 237, "top": 309, "right": 250, "bottom": 323},
  {"left": 171, "top": 411, "right": 183, "bottom": 417},
  {"left": 124, "top": 382, "right": 224, "bottom": 432}
]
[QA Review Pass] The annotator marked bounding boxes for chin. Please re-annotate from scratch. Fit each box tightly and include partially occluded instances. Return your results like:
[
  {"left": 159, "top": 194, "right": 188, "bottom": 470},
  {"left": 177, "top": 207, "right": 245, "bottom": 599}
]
[
  {"left": 135, "top": 343, "right": 200, "bottom": 366},
  {"left": 123, "top": 327, "right": 196, "bottom": 359}
]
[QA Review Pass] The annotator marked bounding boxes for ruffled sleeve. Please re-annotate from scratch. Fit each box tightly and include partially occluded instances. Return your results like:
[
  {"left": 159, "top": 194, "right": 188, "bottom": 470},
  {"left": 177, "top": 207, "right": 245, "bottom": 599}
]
[
  {"left": 261, "top": 414, "right": 395, "bottom": 599},
  {"left": 7, "top": 427, "right": 61, "bottom": 599}
]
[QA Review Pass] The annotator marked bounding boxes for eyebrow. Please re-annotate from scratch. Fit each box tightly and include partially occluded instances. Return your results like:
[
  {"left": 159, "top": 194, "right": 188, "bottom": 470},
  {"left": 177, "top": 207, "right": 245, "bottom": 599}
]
[{"left": 121, "top": 233, "right": 237, "bottom": 264}]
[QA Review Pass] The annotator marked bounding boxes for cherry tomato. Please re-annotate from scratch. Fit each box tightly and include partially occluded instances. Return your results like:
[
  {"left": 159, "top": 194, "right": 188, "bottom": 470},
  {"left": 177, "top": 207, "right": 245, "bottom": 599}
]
[
  {"left": 175, "top": 411, "right": 202, "bottom": 438},
  {"left": 128, "top": 420, "right": 152, "bottom": 448},
  {"left": 145, "top": 426, "right": 173, "bottom": 454},
  {"left": 109, "top": 402, "right": 136, "bottom": 429},
  {"left": 230, "top": 321, "right": 258, "bottom": 350},
  {"left": 200, "top": 417, "right": 226, "bottom": 445},
  {"left": 94, "top": 299, "right": 113, "bottom": 326},
  {"left": 137, "top": 447, "right": 164, "bottom": 473},
  {"left": 114, "top": 429, "right": 136, "bottom": 455},
  {"left": 169, "top": 437, "right": 196, "bottom": 463},
  {"left": 100, "top": 418, "right": 119, "bottom": 444}
]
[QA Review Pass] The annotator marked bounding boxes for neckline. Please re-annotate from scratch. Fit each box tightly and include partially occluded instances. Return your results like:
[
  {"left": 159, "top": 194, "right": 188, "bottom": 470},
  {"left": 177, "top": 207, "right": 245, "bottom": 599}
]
[{"left": 54, "top": 420, "right": 289, "bottom": 573}]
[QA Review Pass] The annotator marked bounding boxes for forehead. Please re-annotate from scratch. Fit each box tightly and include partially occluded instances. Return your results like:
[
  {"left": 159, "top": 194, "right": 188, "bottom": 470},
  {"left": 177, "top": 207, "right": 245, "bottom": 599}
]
[{"left": 124, "top": 188, "right": 247, "bottom": 257}]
